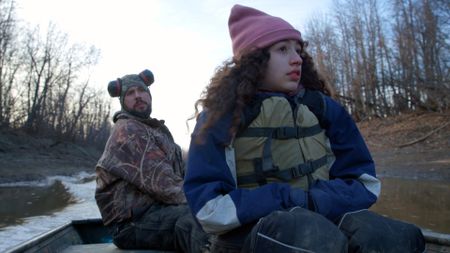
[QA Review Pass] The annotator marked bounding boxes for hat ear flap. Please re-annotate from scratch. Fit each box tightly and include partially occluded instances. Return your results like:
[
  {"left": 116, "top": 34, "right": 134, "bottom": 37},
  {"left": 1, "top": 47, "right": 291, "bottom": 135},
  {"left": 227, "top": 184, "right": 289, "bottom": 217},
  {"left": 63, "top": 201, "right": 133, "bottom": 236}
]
[
  {"left": 108, "top": 79, "right": 122, "bottom": 97},
  {"left": 139, "top": 69, "right": 154, "bottom": 86}
]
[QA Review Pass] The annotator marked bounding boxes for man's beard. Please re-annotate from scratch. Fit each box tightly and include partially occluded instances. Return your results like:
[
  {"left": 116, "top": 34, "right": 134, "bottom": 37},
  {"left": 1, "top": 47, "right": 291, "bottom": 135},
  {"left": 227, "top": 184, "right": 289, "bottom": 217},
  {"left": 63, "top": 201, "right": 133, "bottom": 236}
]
[{"left": 127, "top": 104, "right": 152, "bottom": 119}]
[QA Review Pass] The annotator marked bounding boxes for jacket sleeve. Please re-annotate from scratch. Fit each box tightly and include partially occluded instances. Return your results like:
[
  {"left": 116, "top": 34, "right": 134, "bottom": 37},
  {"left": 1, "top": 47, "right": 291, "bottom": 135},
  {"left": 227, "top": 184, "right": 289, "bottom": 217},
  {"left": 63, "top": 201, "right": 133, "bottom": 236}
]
[
  {"left": 307, "top": 96, "right": 380, "bottom": 221},
  {"left": 184, "top": 113, "right": 307, "bottom": 234},
  {"left": 100, "top": 119, "right": 186, "bottom": 204}
]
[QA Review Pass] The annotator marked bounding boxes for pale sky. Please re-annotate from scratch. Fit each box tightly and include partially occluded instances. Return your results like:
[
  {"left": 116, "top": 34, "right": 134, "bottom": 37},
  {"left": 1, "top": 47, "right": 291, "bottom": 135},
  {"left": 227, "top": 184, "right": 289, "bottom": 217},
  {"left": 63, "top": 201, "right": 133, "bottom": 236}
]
[{"left": 15, "top": 0, "right": 332, "bottom": 149}]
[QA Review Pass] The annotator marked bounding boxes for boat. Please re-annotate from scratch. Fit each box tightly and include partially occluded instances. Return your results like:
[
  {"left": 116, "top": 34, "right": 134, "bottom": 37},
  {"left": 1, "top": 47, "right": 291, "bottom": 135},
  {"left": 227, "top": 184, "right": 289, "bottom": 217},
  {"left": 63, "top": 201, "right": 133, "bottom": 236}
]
[
  {"left": 4, "top": 218, "right": 450, "bottom": 253},
  {"left": 3, "top": 219, "right": 173, "bottom": 253}
]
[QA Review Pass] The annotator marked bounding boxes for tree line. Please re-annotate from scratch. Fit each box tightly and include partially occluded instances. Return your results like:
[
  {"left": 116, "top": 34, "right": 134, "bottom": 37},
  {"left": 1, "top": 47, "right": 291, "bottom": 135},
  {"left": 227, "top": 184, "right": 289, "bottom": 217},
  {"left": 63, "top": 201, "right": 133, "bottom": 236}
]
[
  {"left": 305, "top": 0, "right": 449, "bottom": 120},
  {"left": 0, "top": 0, "right": 111, "bottom": 148}
]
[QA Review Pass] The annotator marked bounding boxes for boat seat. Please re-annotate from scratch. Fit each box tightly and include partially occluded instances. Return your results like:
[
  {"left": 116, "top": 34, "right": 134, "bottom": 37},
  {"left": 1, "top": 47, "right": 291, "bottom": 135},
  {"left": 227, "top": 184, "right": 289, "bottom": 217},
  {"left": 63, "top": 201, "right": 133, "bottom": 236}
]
[{"left": 62, "top": 243, "right": 174, "bottom": 253}]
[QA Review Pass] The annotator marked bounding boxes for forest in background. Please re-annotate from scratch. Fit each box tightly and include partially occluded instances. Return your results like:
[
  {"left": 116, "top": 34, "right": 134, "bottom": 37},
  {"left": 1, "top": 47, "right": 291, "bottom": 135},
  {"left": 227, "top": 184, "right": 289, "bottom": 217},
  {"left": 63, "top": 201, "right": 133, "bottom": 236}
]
[
  {"left": 0, "top": 0, "right": 448, "bottom": 149},
  {"left": 305, "top": 0, "right": 449, "bottom": 120},
  {"left": 0, "top": 0, "right": 111, "bottom": 149}
]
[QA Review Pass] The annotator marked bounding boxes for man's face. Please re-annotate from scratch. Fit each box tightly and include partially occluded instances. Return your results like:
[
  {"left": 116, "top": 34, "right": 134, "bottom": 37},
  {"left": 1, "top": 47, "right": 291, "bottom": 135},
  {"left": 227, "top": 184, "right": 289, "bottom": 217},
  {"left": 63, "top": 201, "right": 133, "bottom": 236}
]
[{"left": 123, "top": 86, "right": 152, "bottom": 114}]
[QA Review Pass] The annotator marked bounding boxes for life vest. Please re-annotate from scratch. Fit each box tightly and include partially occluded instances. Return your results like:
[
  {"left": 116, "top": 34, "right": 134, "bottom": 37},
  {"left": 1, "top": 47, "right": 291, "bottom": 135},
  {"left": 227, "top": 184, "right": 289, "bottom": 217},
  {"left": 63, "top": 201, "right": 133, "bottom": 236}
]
[{"left": 233, "top": 89, "right": 335, "bottom": 190}]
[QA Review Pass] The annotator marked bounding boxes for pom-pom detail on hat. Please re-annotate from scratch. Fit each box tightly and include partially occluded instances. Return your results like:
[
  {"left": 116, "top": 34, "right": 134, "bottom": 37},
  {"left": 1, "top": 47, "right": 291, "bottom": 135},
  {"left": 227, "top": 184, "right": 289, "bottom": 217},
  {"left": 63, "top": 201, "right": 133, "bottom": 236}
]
[
  {"left": 107, "top": 79, "right": 121, "bottom": 97},
  {"left": 139, "top": 69, "right": 154, "bottom": 86}
]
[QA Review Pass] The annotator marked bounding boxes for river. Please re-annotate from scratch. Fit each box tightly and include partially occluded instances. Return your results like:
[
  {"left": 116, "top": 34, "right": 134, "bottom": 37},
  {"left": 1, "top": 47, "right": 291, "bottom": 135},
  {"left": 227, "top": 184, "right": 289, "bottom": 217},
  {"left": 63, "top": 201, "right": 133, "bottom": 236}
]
[
  {"left": 0, "top": 172, "right": 449, "bottom": 252},
  {"left": 0, "top": 172, "right": 100, "bottom": 252}
]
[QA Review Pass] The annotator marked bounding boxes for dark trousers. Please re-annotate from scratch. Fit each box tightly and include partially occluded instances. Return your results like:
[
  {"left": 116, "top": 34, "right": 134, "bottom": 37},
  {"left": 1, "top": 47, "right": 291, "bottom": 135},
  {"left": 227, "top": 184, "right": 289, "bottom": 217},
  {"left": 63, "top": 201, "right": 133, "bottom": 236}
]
[
  {"left": 211, "top": 208, "right": 425, "bottom": 253},
  {"left": 111, "top": 204, "right": 210, "bottom": 252}
]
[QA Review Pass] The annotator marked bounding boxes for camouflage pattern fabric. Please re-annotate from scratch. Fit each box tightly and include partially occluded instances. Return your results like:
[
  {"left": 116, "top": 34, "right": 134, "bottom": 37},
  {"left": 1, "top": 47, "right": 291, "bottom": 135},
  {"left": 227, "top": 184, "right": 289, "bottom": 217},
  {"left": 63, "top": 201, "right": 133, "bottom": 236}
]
[{"left": 95, "top": 111, "right": 186, "bottom": 226}]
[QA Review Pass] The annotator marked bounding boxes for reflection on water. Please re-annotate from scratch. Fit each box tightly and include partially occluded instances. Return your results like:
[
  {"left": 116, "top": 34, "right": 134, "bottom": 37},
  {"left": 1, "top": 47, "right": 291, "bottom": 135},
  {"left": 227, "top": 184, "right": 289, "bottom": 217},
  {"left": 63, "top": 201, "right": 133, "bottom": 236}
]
[
  {"left": 0, "top": 180, "right": 76, "bottom": 228},
  {"left": 0, "top": 173, "right": 100, "bottom": 252},
  {"left": 371, "top": 177, "right": 450, "bottom": 234}
]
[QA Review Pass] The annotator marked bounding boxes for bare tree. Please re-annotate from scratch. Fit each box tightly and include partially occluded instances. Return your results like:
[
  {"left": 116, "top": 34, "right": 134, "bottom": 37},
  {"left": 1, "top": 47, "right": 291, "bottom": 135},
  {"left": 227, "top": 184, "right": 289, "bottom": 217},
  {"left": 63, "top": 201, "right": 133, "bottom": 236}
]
[
  {"left": 81, "top": 90, "right": 112, "bottom": 147},
  {"left": 53, "top": 44, "right": 100, "bottom": 137},
  {"left": 0, "top": 0, "right": 111, "bottom": 148},
  {"left": 0, "top": 0, "right": 20, "bottom": 128},
  {"left": 305, "top": 0, "right": 449, "bottom": 119},
  {"left": 305, "top": 14, "right": 344, "bottom": 105},
  {"left": 22, "top": 24, "right": 66, "bottom": 132},
  {"left": 392, "top": 0, "right": 450, "bottom": 111}
]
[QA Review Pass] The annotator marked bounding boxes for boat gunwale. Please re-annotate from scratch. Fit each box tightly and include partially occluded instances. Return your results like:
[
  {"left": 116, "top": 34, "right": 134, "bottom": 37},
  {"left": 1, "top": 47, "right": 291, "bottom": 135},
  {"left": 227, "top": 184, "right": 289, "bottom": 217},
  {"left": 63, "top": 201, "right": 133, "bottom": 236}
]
[
  {"left": 423, "top": 230, "right": 450, "bottom": 246},
  {"left": 4, "top": 221, "right": 74, "bottom": 253},
  {"left": 4, "top": 218, "right": 450, "bottom": 252},
  {"left": 4, "top": 219, "right": 101, "bottom": 253}
]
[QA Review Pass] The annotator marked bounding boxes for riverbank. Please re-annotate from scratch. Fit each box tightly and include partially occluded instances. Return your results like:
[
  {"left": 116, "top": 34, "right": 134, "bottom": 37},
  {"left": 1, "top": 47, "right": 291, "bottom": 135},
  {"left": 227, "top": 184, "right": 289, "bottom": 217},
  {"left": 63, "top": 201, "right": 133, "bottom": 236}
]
[
  {"left": 359, "top": 110, "right": 450, "bottom": 182},
  {"left": 0, "top": 131, "right": 101, "bottom": 184},
  {"left": 0, "top": 109, "right": 449, "bottom": 183}
]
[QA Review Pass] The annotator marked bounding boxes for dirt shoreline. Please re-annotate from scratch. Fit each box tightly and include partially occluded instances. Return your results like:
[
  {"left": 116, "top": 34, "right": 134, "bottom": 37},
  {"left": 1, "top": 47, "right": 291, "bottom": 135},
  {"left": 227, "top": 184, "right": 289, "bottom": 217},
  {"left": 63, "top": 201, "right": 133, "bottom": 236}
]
[
  {"left": 0, "top": 131, "right": 101, "bottom": 184},
  {"left": 0, "top": 110, "right": 449, "bottom": 183},
  {"left": 359, "top": 110, "right": 450, "bottom": 182}
]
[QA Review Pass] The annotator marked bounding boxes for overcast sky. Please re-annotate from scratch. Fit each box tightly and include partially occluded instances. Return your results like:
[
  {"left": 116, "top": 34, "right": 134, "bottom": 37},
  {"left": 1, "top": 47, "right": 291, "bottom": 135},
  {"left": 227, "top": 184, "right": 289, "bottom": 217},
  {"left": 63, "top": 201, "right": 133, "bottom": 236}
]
[{"left": 15, "top": 0, "right": 332, "bottom": 149}]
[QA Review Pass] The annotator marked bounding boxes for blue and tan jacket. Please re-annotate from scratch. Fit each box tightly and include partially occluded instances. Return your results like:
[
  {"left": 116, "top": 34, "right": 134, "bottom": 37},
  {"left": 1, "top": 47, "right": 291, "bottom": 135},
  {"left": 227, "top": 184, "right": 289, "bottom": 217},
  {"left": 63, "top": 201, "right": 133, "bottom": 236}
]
[{"left": 184, "top": 90, "right": 380, "bottom": 234}]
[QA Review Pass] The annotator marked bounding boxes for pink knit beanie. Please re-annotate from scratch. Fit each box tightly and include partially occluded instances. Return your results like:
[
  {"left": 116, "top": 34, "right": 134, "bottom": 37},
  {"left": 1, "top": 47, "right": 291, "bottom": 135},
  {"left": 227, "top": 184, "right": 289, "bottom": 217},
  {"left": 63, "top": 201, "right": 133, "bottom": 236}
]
[{"left": 228, "top": 4, "right": 302, "bottom": 59}]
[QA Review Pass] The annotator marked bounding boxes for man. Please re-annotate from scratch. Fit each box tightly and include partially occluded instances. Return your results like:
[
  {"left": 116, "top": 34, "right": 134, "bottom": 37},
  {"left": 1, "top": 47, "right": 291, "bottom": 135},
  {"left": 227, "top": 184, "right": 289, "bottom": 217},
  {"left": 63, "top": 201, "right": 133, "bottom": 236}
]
[{"left": 95, "top": 69, "right": 209, "bottom": 252}]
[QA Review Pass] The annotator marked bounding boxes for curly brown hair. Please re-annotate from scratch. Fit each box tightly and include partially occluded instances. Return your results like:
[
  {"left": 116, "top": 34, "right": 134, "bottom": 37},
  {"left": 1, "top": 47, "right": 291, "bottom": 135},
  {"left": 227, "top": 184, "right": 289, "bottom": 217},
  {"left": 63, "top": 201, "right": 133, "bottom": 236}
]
[{"left": 192, "top": 39, "right": 332, "bottom": 144}]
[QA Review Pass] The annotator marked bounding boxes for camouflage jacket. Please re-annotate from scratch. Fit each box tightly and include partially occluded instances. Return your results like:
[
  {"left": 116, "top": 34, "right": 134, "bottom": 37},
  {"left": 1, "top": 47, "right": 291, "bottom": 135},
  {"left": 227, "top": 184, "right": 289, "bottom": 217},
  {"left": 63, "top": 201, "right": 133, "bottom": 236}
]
[{"left": 95, "top": 111, "right": 186, "bottom": 226}]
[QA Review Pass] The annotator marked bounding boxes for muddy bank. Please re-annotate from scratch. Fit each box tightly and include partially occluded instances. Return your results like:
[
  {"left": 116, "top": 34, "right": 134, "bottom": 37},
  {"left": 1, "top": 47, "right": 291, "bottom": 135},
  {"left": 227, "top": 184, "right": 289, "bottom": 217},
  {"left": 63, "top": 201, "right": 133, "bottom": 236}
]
[
  {"left": 359, "top": 110, "right": 450, "bottom": 182},
  {"left": 0, "top": 130, "right": 101, "bottom": 184}
]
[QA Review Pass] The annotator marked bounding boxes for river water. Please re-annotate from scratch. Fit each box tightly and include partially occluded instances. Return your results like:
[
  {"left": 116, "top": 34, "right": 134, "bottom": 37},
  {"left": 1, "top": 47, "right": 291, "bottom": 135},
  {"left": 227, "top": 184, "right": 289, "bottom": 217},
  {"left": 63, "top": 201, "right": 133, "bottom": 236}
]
[
  {"left": 0, "top": 172, "right": 100, "bottom": 252},
  {"left": 0, "top": 172, "right": 449, "bottom": 252}
]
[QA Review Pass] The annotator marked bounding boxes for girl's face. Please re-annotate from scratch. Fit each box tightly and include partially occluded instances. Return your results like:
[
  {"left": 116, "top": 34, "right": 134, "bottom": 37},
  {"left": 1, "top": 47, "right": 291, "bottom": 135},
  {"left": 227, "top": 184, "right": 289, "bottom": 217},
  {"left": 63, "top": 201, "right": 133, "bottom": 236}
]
[{"left": 260, "top": 39, "right": 303, "bottom": 94}]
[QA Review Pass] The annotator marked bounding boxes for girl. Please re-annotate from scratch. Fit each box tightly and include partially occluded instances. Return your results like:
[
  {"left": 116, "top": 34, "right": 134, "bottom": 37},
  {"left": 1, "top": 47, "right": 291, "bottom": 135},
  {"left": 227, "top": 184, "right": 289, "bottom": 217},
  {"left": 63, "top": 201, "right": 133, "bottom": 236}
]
[{"left": 184, "top": 4, "right": 424, "bottom": 253}]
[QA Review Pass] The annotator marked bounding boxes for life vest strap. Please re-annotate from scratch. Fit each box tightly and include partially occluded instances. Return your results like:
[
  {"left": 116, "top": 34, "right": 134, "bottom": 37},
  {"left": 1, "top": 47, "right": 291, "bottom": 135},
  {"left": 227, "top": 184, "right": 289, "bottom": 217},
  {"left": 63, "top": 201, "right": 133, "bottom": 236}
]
[
  {"left": 237, "top": 155, "right": 329, "bottom": 186},
  {"left": 277, "top": 155, "right": 328, "bottom": 181},
  {"left": 236, "top": 125, "right": 322, "bottom": 139}
]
